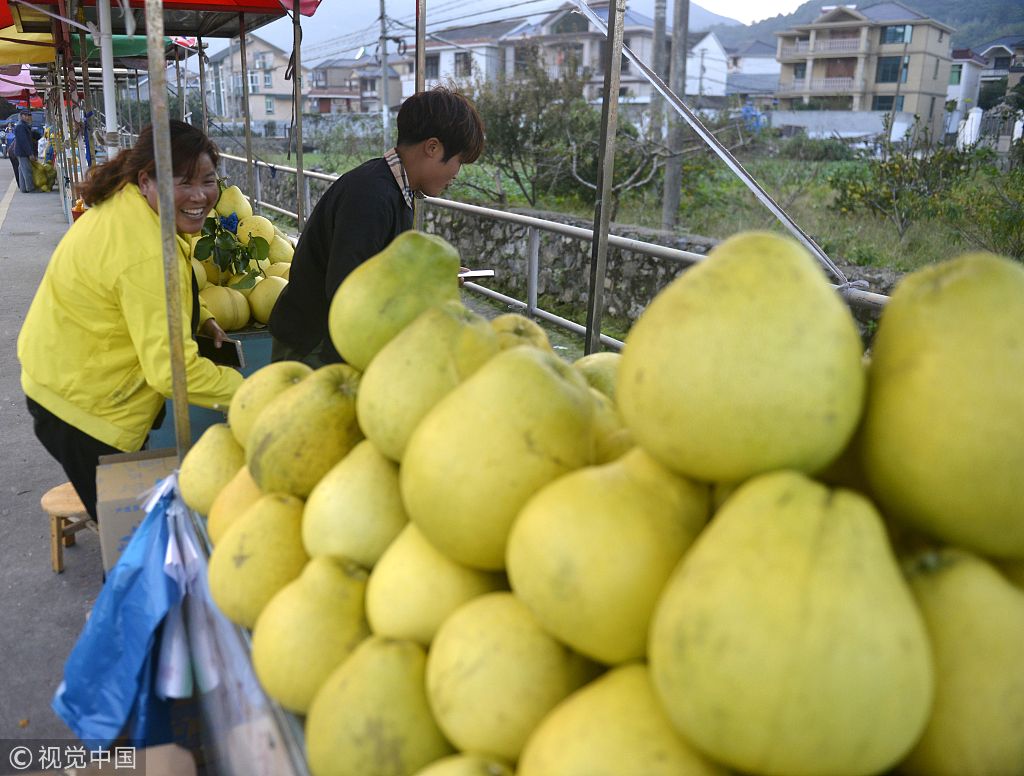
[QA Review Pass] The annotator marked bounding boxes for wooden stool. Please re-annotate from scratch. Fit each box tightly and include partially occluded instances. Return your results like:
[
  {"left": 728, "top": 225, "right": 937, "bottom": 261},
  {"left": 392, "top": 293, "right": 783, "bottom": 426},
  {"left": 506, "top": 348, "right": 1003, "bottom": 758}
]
[{"left": 40, "top": 483, "right": 96, "bottom": 573}]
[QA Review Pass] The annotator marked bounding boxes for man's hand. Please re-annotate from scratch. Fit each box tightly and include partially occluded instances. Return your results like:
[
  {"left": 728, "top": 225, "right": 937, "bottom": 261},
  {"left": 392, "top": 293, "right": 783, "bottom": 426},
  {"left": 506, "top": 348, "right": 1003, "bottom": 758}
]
[{"left": 199, "top": 317, "right": 229, "bottom": 347}]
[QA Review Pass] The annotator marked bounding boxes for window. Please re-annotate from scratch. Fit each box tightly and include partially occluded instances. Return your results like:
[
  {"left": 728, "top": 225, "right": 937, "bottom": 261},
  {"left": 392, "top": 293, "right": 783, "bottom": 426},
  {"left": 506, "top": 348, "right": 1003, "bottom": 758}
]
[
  {"left": 513, "top": 46, "right": 532, "bottom": 75},
  {"left": 248, "top": 72, "right": 260, "bottom": 93},
  {"left": 793, "top": 62, "right": 807, "bottom": 80},
  {"left": 425, "top": 54, "right": 439, "bottom": 80},
  {"left": 929, "top": 96, "right": 936, "bottom": 118},
  {"left": 880, "top": 25, "right": 912, "bottom": 45},
  {"left": 871, "top": 95, "right": 904, "bottom": 111},
  {"left": 264, "top": 70, "right": 273, "bottom": 88},
  {"left": 876, "top": 55, "right": 909, "bottom": 83},
  {"left": 265, "top": 96, "right": 275, "bottom": 114},
  {"left": 949, "top": 63, "right": 962, "bottom": 84},
  {"left": 933, "top": 57, "right": 940, "bottom": 79},
  {"left": 938, "top": 31, "right": 944, "bottom": 42},
  {"left": 993, "top": 56, "right": 1011, "bottom": 69},
  {"left": 551, "top": 12, "right": 588, "bottom": 34},
  {"left": 454, "top": 52, "right": 472, "bottom": 77}
]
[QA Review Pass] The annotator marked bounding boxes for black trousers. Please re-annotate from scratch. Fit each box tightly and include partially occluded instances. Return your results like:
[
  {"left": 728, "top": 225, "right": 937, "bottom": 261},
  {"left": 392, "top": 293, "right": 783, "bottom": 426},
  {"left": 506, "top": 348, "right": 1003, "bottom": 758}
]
[
  {"left": 26, "top": 397, "right": 120, "bottom": 520},
  {"left": 9, "top": 152, "right": 18, "bottom": 184}
]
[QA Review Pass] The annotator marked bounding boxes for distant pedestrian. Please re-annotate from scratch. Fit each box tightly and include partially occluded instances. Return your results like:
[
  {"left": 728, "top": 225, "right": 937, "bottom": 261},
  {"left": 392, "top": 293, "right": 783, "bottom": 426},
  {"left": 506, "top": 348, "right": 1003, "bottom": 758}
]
[{"left": 14, "top": 109, "right": 36, "bottom": 192}]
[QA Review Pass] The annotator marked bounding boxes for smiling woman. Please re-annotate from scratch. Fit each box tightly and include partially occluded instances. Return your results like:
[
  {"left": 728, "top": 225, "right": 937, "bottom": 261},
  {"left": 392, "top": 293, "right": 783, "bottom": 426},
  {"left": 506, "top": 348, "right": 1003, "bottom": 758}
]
[{"left": 16, "top": 121, "right": 244, "bottom": 520}]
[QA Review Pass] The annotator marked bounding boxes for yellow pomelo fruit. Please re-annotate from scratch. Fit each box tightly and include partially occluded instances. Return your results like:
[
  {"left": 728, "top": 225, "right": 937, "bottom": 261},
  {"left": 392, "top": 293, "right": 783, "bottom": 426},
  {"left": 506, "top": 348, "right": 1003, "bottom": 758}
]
[
  {"left": 226, "top": 273, "right": 262, "bottom": 298},
  {"left": 426, "top": 592, "right": 595, "bottom": 761},
  {"left": 413, "top": 754, "right": 513, "bottom": 776},
  {"left": 900, "top": 549, "right": 1024, "bottom": 776},
  {"left": 200, "top": 258, "right": 223, "bottom": 286},
  {"left": 252, "top": 556, "right": 370, "bottom": 714},
  {"left": 199, "top": 285, "right": 249, "bottom": 331},
  {"left": 206, "top": 465, "right": 262, "bottom": 545},
  {"left": 328, "top": 231, "right": 460, "bottom": 371},
  {"left": 178, "top": 423, "right": 245, "bottom": 516},
  {"left": 401, "top": 346, "right": 594, "bottom": 570},
  {"left": 618, "top": 231, "right": 865, "bottom": 483},
  {"left": 649, "top": 470, "right": 933, "bottom": 776},
  {"left": 572, "top": 351, "right": 620, "bottom": 402},
  {"left": 191, "top": 258, "right": 207, "bottom": 290},
  {"left": 236, "top": 214, "right": 275, "bottom": 246},
  {"left": 302, "top": 440, "right": 408, "bottom": 568},
  {"left": 507, "top": 448, "right": 708, "bottom": 664},
  {"left": 208, "top": 493, "right": 308, "bottom": 629},
  {"left": 306, "top": 636, "right": 454, "bottom": 776},
  {"left": 357, "top": 300, "right": 499, "bottom": 461},
  {"left": 589, "top": 387, "right": 632, "bottom": 464},
  {"left": 860, "top": 252, "right": 1024, "bottom": 558},
  {"left": 269, "top": 234, "right": 294, "bottom": 263},
  {"left": 228, "top": 360, "right": 313, "bottom": 450},
  {"left": 248, "top": 275, "right": 287, "bottom": 324},
  {"left": 215, "top": 185, "right": 253, "bottom": 220},
  {"left": 264, "top": 262, "right": 290, "bottom": 280},
  {"left": 490, "top": 312, "right": 552, "bottom": 351},
  {"left": 518, "top": 663, "right": 727, "bottom": 776},
  {"left": 366, "top": 523, "right": 505, "bottom": 645},
  {"left": 247, "top": 364, "right": 362, "bottom": 498},
  {"left": 998, "top": 559, "right": 1024, "bottom": 589}
]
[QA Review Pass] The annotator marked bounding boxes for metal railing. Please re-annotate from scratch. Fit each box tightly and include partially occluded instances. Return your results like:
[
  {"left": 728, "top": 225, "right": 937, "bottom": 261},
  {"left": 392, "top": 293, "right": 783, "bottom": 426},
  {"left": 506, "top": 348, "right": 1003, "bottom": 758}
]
[
  {"left": 782, "top": 38, "right": 862, "bottom": 58},
  {"left": 777, "top": 77, "right": 863, "bottom": 93},
  {"left": 218, "top": 152, "right": 888, "bottom": 350}
]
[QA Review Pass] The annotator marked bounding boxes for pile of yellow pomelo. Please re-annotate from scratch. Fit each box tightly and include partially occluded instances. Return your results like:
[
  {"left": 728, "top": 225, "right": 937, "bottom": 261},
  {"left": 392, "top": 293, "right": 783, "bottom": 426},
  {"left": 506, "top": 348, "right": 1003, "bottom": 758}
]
[
  {"left": 189, "top": 184, "right": 294, "bottom": 331},
  {"left": 178, "top": 227, "right": 1024, "bottom": 776}
]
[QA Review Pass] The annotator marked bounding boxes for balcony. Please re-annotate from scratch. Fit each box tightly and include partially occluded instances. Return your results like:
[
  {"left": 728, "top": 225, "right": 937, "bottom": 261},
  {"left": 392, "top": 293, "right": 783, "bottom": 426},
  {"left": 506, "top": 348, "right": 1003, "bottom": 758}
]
[
  {"left": 781, "top": 38, "right": 861, "bottom": 58},
  {"left": 777, "top": 77, "right": 863, "bottom": 94}
]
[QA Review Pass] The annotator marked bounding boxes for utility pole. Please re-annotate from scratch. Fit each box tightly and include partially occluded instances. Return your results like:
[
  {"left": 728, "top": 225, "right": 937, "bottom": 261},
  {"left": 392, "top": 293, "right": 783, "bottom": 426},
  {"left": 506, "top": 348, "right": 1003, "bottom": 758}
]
[
  {"left": 650, "top": 0, "right": 667, "bottom": 142},
  {"left": 661, "top": 0, "right": 688, "bottom": 231},
  {"left": 379, "top": 0, "right": 390, "bottom": 151},
  {"left": 698, "top": 48, "right": 705, "bottom": 109}
]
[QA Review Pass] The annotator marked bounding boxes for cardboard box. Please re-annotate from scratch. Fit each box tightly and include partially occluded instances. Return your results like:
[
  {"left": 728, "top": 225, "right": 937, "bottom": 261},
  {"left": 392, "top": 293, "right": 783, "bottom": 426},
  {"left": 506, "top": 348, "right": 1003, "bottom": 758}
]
[{"left": 96, "top": 448, "right": 179, "bottom": 572}]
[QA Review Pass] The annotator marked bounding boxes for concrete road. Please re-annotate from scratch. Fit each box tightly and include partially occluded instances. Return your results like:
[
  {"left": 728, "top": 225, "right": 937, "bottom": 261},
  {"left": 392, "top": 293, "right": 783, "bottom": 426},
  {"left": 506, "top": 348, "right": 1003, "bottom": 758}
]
[{"left": 0, "top": 168, "right": 102, "bottom": 744}]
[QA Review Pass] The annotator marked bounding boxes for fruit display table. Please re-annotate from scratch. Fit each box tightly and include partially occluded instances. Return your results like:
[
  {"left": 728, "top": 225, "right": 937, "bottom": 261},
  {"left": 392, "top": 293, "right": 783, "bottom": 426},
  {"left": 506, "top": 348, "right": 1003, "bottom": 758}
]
[
  {"left": 150, "top": 326, "right": 273, "bottom": 449},
  {"left": 181, "top": 509, "right": 311, "bottom": 776}
]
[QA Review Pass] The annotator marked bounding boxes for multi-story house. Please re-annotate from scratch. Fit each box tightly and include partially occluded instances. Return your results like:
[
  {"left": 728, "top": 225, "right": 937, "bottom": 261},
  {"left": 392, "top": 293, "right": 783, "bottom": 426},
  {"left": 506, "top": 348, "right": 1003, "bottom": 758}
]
[
  {"left": 774, "top": 2, "right": 954, "bottom": 138},
  {"left": 207, "top": 34, "right": 311, "bottom": 130},
  {"left": 945, "top": 48, "right": 986, "bottom": 132},
  {"left": 726, "top": 40, "right": 781, "bottom": 107},
  {"left": 409, "top": 18, "right": 523, "bottom": 98},
  {"left": 308, "top": 57, "right": 402, "bottom": 114},
  {"left": 976, "top": 36, "right": 1024, "bottom": 86}
]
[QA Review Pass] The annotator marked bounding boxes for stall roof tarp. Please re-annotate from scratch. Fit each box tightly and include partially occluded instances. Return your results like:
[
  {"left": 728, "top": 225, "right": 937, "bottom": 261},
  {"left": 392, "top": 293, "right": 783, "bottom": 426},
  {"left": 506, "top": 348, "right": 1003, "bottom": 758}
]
[
  {"left": 0, "top": 24, "right": 54, "bottom": 65},
  {"left": 69, "top": 34, "right": 173, "bottom": 60},
  {"left": 0, "top": 61, "right": 35, "bottom": 94},
  {"left": 9, "top": 0, "right": 287, "bottom": 38}
]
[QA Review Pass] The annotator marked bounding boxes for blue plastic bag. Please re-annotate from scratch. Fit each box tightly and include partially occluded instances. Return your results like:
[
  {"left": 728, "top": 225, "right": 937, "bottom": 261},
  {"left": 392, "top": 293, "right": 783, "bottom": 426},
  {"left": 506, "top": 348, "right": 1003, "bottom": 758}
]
[{"left": 52, "top": 477, "right": 183, "bottom": 747}]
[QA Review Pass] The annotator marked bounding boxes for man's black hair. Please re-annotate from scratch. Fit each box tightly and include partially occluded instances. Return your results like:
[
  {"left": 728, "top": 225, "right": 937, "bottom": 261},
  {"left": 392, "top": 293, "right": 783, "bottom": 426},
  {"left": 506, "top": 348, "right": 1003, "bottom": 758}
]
[{"left": 396, "top": 86, "right": 484, "bottom": 164}]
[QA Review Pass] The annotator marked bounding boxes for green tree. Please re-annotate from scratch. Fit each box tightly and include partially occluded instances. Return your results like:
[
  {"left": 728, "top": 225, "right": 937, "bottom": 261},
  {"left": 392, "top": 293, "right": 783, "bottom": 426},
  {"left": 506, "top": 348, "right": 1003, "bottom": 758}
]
[{"left": 944, "top": 163, "right": 1024, "bottom": 260}]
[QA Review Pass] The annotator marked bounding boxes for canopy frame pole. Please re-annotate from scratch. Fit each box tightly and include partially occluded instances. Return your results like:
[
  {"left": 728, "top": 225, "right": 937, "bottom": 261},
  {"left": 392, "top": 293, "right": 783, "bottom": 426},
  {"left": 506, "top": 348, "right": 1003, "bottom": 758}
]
[
  {"left": 176, "top": 48, "right": 184, "bottom": 121},
  {"left": 134, "top": 68, "right": 141, "bottom": 137},
  {"left": 145, "top": 0, "right": 191, "bottom": 459},
  {"left": 75, "top": 7, "right": 93, "bottom": 165},
  {"left": 583, "top": 0, "right": 625, "bottom": 355},
  {"left": 237, "top": 16, "right": 255, "bottom": 200},
  {"left": 413, "top": 0, "right": 424, "bottom": 230},
  {"left": 50, "top": 62, "right": 73, "bottom": 221},
  {"left": 197, "top": 35, "right": 208, "bottom": 133},
  {"left": 97, "top": 0, "right": 118, "bottom": 158},
  {"left": 292, "top": 0, "right": 304, "bottom": 229}
]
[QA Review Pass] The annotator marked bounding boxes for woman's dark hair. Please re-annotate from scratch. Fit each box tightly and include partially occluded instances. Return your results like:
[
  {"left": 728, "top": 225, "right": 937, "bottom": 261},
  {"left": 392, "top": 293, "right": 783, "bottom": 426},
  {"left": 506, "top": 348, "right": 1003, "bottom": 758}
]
[
  {"left": 80, "top": 120, "right": 220, "bottom": 206},
  {"left": 396, "top": 85, "right": 484, "bottom": 164}
]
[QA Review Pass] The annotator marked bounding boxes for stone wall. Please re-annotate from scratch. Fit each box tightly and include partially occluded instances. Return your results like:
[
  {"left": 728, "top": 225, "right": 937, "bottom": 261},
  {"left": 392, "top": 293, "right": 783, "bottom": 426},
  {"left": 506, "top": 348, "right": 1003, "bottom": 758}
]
[{"left": 422, "top": 205, "right": 718, "bottom": 325}]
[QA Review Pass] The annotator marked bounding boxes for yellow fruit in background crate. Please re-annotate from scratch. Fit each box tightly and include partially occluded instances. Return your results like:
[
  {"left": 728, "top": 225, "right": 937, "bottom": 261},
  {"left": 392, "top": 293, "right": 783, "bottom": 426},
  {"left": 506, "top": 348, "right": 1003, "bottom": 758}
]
[
  {"left": 328, "top": 231, "right": 461, "bottom": 371},
  {"left": 264, "top": 262, "right": 290, "bottom": 280},
  {"left": 206, "top": 465, "right": 262, "bottom": 545},
  {"left": 518, "top": 664, "right": 727, "bottom": 776},
  {"left": 246, "top": 364, "right": 362, "bottom": 499},
  {"left": 215, "top": 185, "right": 253, "bottom": 220},
  {"left": 199, "top": 285, "right": 249, "bottom": 331},
  {"left": 412, "top": 754, "right": 513, "bottom": 776},
  {"left": 252, "top": 556, "right": 370, "bottom": 714},
  {"left": 228, "top": 361, "right": 313, "bottom": 450},
  {"left": 506, "top": 447, "right": 709, "bottom": 665},
  {"left": 617, "top": 231, "right": 865, "bottom": 483},
  {"left": 899, "top": 549, "right": 1024, "bottom": 776},
  {"left": 305, "top": 636, "right": 454, "bottom": 776},
  {"left": 425, "top": 592, "right": 596, "bottom": 762},
  {"left": 269, "top": 234, "right": 294, "bottom": 263},
  {"left": 648, "top": 470, "right": 933, "bottom": 776},
  {"left": 490, "top": 312, "right": 553, "bottom": 351},
  {"left": 248, "top": 275, "right": 287, "bottom": 324},
  {"left": 860, "top": 252, "right": 1024, "bottom": 558},
  {"left": 572, "top": 351, "right": 621, "bottom": 403},
  {"left": 207, "top": 493, "right": 308, "bottom": 629},
  {"left": 236, "top": 215, "right": 275, "bottom": 246},
  {"left": 178, "top": 423, "right": 245, "bottom": 516}
]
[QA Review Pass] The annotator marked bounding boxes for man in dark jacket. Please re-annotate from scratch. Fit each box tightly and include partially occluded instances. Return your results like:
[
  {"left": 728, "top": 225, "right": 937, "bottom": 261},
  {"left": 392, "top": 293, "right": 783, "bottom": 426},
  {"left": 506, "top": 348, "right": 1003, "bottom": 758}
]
[
  {"left": 268, "top": 86, "right": 484, "bottom": 366},
  {"left": 14, "top": 110, "right": 36, "bottom": 193}
]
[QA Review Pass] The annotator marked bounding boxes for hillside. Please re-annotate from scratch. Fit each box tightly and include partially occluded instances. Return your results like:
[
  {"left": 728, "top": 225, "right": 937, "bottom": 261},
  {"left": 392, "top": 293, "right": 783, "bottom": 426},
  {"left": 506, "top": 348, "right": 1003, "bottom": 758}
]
[{"left": 705, "top": 0, "right": 1024, "bottom": 52}]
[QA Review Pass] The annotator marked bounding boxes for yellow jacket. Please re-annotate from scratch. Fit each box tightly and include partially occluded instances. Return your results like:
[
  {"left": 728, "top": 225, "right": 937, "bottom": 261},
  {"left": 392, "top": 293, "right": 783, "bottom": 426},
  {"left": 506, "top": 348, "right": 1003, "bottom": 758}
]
[{"left": 18, "top": 183, "right": 243, "bottom": 451}]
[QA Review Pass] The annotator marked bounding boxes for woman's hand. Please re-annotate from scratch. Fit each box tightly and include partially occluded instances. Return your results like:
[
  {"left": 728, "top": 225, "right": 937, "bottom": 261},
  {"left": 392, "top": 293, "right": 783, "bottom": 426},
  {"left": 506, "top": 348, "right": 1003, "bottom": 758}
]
[{"left": 199, "top": 317, "right": 229, "bottom": 347}]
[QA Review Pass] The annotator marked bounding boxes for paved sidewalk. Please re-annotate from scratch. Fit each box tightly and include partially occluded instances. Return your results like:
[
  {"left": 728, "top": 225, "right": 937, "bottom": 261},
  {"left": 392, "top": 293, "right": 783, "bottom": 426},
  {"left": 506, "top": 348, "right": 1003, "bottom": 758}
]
[{"left": 0, "top": 169, "right": 102, "bottom": 743}]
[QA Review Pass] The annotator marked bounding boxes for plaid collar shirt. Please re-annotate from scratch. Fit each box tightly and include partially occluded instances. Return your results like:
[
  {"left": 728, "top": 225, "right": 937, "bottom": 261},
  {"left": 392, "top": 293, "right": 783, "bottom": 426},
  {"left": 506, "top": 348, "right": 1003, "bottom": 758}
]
[{"left": 384, "top": 147, "right": 415, "bottom": 210}]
